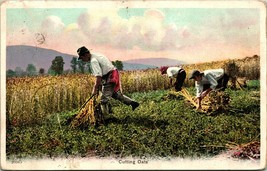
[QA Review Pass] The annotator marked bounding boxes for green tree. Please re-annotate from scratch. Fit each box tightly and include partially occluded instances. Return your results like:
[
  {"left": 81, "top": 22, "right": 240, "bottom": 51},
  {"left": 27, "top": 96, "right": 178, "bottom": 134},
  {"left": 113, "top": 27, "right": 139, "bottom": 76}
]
[
  {"left": 48, "top": 67, "right": 56, "bottom": 76},
  {"left": 112, "top": 60, "right": 123, "bottom": 70},
  {"left": 15, "top": 67, "right": 26, "bottom": 77},
  {"left": 26, "top": 64, "right": 37, "bottom": 76},
  {"left": 6, "top": 69, "right": 16, "bottom": 77},
  {"left": 70, "top": 57, "right": 78, "bottom": 73},
  {"left": 51, "top": 56, "right": 65, "bottom": 75},
  {"left": 78, "top": 60, "right": 86, "bottom": 74}
]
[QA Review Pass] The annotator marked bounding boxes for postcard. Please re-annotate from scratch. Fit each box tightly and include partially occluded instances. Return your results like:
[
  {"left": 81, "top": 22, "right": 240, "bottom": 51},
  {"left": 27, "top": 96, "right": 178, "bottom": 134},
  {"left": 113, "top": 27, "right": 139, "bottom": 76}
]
[{"left": 1, "top": 0, "right": 266, "bottom": 170}]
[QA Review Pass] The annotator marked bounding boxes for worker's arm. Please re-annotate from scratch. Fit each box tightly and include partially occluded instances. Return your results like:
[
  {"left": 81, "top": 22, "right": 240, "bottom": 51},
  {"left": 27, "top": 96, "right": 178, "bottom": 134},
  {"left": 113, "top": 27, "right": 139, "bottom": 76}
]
[
  {"left": 197, "top": 88, "right": 212, "bottom": 110},
  {"left": 196, "top": 82, "right": 204, "bottom": 110},
  {"left": 92, "top": 76, "right": 102, "bottom": 95},
  {"left": 198, "top": 73, "right": 216, "bottom": 100},
  {"left": 196, "top": 97, "right": 202, "bottom": 110}
]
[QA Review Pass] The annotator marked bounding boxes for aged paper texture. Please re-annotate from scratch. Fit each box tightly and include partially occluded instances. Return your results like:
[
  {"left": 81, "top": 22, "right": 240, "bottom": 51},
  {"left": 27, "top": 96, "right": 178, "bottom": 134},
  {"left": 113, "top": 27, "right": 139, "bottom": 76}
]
[{"left": 1, "top": 0, "right": 266, "bottom": 170}]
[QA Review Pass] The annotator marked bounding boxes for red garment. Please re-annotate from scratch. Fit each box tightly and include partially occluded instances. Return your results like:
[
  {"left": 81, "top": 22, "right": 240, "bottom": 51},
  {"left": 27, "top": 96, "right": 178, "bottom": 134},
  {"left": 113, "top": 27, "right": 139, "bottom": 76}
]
[
  {"left": 160, "top": 66, "right": 168, "bottom": 75},
  {"left": 108, "top": 69, "right": 121, "bottom": 92}
]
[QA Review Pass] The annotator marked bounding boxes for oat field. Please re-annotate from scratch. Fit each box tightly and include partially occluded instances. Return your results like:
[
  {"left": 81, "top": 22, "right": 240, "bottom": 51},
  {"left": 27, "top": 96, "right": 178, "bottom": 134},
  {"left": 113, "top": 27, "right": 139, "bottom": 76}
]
[{"left": 6, "top": 56, "right": 261, "bottom": 160}]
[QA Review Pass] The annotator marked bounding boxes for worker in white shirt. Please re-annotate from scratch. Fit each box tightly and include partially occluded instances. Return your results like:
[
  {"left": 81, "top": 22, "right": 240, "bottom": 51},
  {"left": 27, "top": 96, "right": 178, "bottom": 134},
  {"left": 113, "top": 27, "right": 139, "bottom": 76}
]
[
  {"left": 189, "top": 69, "right": 229, "bottom": 110},
  {"left": 160, "top": 66, "right": 186, "bottom": 91},
  {"left": 77, "top": 46, "right": 139, "bottom": 115}
]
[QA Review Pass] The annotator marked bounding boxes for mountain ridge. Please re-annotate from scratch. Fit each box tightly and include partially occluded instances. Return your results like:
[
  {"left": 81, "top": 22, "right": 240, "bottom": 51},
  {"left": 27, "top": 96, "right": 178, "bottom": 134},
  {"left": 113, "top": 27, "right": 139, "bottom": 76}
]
[
  {"left": 124, "top": 58, "right": 185, "bottom": 67},
  {"left": 6, "top": 45, "right": 185, "bottom": 71}
]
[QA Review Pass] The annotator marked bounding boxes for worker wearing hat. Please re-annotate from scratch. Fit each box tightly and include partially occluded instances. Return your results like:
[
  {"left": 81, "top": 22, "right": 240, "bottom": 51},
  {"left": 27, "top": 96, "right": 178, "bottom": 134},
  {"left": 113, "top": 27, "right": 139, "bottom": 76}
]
[
  {"left": 77, "top": 46, "right": 139, "bottom": 116},
  {"left": 160, "top": 66, "right": 186, "bottom": 91},
  {"left": 189, "top": 68, "right": 229, "bottom": 110}
]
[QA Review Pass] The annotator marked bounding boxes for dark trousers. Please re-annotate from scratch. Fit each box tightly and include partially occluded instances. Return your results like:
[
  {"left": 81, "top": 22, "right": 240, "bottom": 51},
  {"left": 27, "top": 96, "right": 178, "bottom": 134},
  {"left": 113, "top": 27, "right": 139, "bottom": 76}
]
[
  {"left": 217, "top": 73, "right": 229, "bottom": 91},
  {"left": 203, "top": 73, "right": 229, "bottom": 91},
  {"left": 174, "top": 69, "right": 186, "bottom": 91}
]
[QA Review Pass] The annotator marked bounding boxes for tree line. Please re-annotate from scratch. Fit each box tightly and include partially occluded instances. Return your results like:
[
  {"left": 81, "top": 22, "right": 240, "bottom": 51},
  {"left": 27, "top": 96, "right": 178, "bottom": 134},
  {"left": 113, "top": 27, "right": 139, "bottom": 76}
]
[{"left": 6, "top": 56, "right": 124, "bottom": 77}]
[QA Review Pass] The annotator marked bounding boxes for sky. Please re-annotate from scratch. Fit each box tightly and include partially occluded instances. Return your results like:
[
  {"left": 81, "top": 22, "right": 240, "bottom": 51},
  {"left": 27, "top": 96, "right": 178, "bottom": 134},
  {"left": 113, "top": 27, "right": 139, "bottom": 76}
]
[{"left": 4, "top": 1, "right": 263, "bottom": 64}]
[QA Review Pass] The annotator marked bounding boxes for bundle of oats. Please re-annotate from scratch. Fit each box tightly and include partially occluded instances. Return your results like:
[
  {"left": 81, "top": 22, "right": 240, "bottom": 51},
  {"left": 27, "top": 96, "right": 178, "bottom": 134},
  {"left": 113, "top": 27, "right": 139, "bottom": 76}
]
[
  {"left": 201, "top": 91, "right": 231, "bottom": 113},
  {"left": 168, "top": 89, "right": 210, "bottom": 112},
  {"left": 169, "top": 89, "right": 230, "bottom": 114},
  {"left": 71, "top": 95, "right": 104, "bottom": 128}
]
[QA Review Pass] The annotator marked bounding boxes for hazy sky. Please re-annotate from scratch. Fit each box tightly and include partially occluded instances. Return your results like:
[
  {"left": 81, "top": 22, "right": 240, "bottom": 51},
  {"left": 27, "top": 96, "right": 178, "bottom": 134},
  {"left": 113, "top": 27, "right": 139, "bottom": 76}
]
[{"left": 4, "top": 1, "right": 263, "bottom": 63}]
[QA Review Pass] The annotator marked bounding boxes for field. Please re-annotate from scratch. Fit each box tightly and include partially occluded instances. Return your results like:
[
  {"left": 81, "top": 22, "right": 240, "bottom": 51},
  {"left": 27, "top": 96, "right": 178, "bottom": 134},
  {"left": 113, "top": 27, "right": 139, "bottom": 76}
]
[
  {"left": 6, "top": 82, "right": 260, "bottom": 159},
  {"left": 5, "top": 56, "right": 261, "bottom": 162}
]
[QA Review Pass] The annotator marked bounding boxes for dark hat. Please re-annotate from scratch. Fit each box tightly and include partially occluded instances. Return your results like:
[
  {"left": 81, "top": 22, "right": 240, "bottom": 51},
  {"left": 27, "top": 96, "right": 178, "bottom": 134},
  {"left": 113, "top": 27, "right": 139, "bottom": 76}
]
[
  {"left": 189, "top": 70, "right": 201, "bottom": 79},
  {"left": 160, "top": 66, "right": 168, "bottom": 75},
  {"left": 77, "top": 46, "right": 89, "bottom": 59}
]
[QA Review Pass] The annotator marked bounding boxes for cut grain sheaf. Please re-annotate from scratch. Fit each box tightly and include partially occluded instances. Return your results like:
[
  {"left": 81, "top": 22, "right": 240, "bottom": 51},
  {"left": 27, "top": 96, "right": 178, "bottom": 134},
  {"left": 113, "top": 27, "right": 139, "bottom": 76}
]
[
  {"left": 71, "top": 95, "right": 104, "bottom": 128},
  {"left": 169, "top": 89, "right": 230, "bottom": 114}
]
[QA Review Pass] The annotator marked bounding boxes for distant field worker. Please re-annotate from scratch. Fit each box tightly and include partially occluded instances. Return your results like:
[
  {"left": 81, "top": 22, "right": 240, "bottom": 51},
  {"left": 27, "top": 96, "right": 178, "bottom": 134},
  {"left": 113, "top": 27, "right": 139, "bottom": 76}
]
[
  {"left": 160, "top": 66, "right": 186, "bottom": 91},
  {"left": 77, "top": 46, "right": 139, "bottom": 115},
  {"left": 189, "top": 68, "right": 229, "bottom": 110}
]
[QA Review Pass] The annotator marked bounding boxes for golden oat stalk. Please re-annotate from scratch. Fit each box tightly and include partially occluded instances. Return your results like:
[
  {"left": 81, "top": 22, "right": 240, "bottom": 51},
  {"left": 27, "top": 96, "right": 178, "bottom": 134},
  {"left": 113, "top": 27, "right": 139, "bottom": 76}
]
[{"left": 179, "top": 89, "right": 198, "bottom": 107}]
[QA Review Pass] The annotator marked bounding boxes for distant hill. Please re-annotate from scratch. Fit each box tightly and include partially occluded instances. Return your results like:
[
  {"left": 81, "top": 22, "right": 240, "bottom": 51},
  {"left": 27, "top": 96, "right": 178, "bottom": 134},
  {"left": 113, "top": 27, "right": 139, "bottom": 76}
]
[
  {"left": 122, "top": 62, "right": 157, "bottom": 70},
  {"left": 124, "top": 58, "right": 185, "bottom": 67},
  {"left": 6, "top": 45, "right": 185, "bottom": 72},
  {"left": 6, "top": 45, "right": 74, "bottom": 71}
]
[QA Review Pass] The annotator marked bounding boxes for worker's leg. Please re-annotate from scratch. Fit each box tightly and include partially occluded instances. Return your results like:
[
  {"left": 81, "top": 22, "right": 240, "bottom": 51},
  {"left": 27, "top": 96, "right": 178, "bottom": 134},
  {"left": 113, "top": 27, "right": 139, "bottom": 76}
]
[
  {"left": 174, "top": 70, "right": 186, "bottom": 91},
  {"left": 217, "top": 74, "right": 229, "bottom": 91},
  {"left": 112, "top": 91, "right": 139, "bottom": 111},
  {"left": 101, "top": 83, "right": 115, "bottom": 115},
  {"left": 222, "top": 74, "right": 229, "bottom": 90}
]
